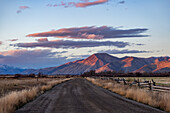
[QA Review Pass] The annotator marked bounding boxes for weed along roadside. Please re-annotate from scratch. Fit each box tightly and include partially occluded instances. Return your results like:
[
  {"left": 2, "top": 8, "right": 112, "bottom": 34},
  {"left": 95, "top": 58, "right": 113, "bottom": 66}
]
[
  {"left": 0, "top": 78, "right": 72, "bottom": 113},
  {"left": 86, "top": 77, "right": 170, "bottom": 112}
]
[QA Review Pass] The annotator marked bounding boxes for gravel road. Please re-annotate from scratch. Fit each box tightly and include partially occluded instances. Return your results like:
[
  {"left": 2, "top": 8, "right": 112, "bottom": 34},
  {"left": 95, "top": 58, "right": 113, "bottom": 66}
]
[{"left": 15, "top": 78, "right": 166, "bottom": 113}]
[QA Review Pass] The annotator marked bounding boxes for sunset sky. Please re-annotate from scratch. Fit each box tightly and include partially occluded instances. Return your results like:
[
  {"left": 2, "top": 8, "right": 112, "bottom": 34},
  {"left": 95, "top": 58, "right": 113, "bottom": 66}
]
[{"left": 0, "top": 0, "right": 170, "bottom": 69}]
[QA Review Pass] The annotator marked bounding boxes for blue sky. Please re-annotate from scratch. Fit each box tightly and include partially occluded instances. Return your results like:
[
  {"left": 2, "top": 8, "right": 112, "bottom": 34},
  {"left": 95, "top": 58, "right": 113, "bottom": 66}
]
[{"left": 0, "top": 0, "right": 170, "bottom": 68}]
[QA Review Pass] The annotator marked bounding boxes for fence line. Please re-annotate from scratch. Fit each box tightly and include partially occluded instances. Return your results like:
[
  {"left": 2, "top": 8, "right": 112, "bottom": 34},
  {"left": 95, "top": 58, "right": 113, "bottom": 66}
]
[{"left": 95, "top": 77, "right": 170, "bottom": 93}]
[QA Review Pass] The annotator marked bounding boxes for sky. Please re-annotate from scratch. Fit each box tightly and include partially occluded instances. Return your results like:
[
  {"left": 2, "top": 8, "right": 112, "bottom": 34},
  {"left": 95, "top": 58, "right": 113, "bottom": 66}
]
[{"left": 0, "top": 0, "right": 170, "bottom": 69}]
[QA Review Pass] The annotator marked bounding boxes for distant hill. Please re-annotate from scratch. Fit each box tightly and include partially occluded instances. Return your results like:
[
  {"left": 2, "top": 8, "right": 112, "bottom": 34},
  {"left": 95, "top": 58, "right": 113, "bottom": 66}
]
[
  {"left": 1, "top": 53, "right": 170, "bottom": 75},
  {"left": 0, "top": 64, "right": 25, "bottom": 74}
]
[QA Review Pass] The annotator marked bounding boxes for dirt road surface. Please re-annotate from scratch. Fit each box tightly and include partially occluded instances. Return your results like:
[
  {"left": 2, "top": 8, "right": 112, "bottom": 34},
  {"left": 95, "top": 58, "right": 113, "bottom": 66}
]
[{"left": 15, "top": 78, "right": 166, "bottom": 113}]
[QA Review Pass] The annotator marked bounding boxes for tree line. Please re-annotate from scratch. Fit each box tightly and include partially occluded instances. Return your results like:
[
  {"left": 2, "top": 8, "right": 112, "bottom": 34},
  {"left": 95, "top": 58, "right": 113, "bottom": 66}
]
[{"left": 81, "top": 70, "right": 170, "bottom": 77}]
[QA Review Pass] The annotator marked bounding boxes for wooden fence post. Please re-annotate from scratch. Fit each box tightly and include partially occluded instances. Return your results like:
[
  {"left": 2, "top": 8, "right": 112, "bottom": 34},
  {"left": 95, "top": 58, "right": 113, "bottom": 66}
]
[
  {"left": 148, "top": 81, "right": 152, "bottom": 90},
  {"left": 123, "top": 78, "right": 127, "bottom": 85},
  {"left": 137, "top": 79, "right": 140, "bottom": 86},
  {"left": 152, "top": 79, "right": 156, "bottom": 86}
]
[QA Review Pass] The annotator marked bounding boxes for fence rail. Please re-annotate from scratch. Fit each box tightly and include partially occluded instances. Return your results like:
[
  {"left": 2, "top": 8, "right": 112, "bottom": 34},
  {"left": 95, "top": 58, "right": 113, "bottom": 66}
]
[{"left": 95, "top": 77, "right": 170, "bottom": 93}]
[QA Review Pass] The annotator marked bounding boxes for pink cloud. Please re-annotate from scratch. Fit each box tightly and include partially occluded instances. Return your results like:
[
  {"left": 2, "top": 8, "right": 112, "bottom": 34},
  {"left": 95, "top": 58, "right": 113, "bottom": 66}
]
[
  {"left": 19, "top": 6, "right": 30, "bottom": 9},
  {"left": 26, "top": 26, "right": 148, "bottom": 39},
  {"left": 0, "top": 49, "right": 66, "bottom": 57},
  {"left": 8, "top": 39, "right": 18, "bottom": 42},
  {"left": 47, "top": 0, "right": 108, "bottom": 8},
  {"left": 37, "top": 38, "right": 48, "bottom": 42},
  {"left": 0, "top": 49, "right": 70, "bottom": 68},
  {"left": 0, "top": 50, "right": 23, "bottom": 56},
  {"left": 76, "top": 0, "right": 108, "bottom": 7},
  {"left": 46, "top": 0, "right": 125, "bottom": 8},
  {"left": 0, "top": 49, "right": 52, "bottom": 57},
  {"left": 17, "top": 6, "right": 30, "bottom": 14}
]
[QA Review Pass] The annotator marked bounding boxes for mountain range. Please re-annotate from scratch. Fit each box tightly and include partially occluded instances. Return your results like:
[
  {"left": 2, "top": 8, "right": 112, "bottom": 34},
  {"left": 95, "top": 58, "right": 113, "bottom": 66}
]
[
  {"left": 0, "top": 53, "right": 170, "bottom": 75},
  {"left": 0, "top": 64, "right": 25, "bottom": 74}
]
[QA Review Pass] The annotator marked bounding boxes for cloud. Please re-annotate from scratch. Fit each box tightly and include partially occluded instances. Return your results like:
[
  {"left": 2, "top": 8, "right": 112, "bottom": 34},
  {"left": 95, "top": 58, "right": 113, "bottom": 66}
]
[
  {"left": 17, "top": 6, "right": 30, "bottom": 14},
  {"left": 76, "top": 0, "right": 108, "bottom": 7},
  {"left": 47, "top": 2, "right": 76, "bottom": 8},
  {"left": 98, "top": 49, "right": 151, "bottom": 54},
  {"left": 47, "top": 0, "right": 108, "bottom": 8},
  {"left": 17, "top": 10, "right": 22, "bottom": 14},
  {"left": 0, "top": 49, "right": 57, "bottom": 56},
  {"left": 136, "top": 43, "right": 144, "bottom": 46},
  {"left": 27, "top": 26, "right": 148, "bottom": 39},
  {"left": 55, "top": 51, "right": 68, "bottom": 54},
  {"left": 14, "top": 40, "right": 129, "bottom": 49},
  {"left": 0, "top": 49, "right": 71, "bottom": 68},
  {"left": 8, "top": 39, "right": 18, "bottom": 42},
  {"left": 36, "top": 38, "right": 48, "bottom": 42},
  {"left": 69, "top": 54, "right": 91, "bottom": 59},
  {"left": 19, "top": 6, "right": 30, "bottom": 9},
  {"left": 118, "top": 1, "right": 125, "bottom": 4}
]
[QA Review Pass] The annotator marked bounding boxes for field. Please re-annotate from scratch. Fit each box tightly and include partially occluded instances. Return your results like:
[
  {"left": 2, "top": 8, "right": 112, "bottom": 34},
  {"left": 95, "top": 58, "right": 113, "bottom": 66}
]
[
  {"left": 0, "top": 77, "right": 55, "bottom": 97},
  {"left": 0, "top": 77, "right": 71, "bottom": 113}
]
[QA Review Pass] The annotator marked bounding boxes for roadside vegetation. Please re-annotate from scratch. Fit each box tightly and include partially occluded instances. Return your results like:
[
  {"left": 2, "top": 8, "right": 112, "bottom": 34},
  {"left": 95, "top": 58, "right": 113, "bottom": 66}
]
[
  {"left": 86, "top": 77, "right": 170, "bottom": 112},
  {"left": 0, "top": 77, "right": 72, "bottom": 113},
  {"left": 0, "top": 78, "right": 54, "bottom": 97}
]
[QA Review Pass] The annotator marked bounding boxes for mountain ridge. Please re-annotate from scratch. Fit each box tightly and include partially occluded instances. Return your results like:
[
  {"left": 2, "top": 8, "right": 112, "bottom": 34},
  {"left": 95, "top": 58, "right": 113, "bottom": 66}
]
[
  {"left": 0, "top": 64, "right": 25, "bottom": 74},
  {"left": 0, "top": 53, "right": 170, "bottom": 75}
]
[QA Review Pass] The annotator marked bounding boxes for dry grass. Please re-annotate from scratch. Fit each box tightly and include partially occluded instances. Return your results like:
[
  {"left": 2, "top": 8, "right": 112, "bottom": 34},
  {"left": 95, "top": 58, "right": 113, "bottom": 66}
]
[
  {"left": 86, "top": 77, "right": 170, "bottom": 112},
  {"left": 0, "top": 78, "right": 72, "bottom": 113},
  {"left": 0, "top": 78, "right": 54, "bottom": 97}
]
